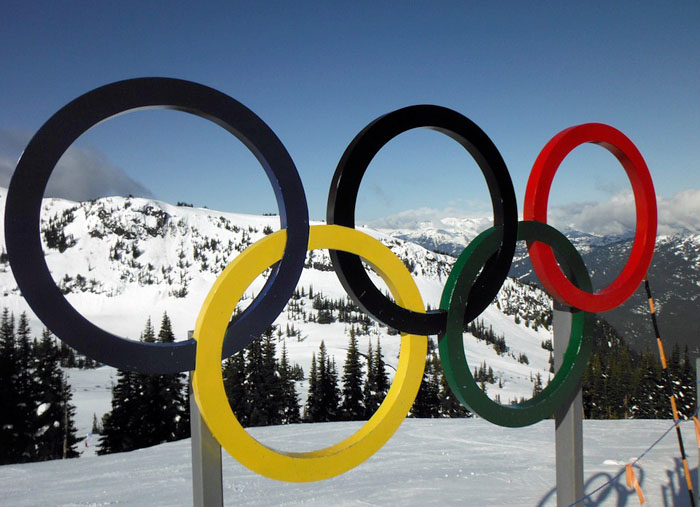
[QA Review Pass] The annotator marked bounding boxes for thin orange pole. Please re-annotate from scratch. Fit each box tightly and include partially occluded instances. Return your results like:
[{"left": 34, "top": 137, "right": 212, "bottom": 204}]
[{"left": 643, "top": 275, "right": 695, "bottom": 506}]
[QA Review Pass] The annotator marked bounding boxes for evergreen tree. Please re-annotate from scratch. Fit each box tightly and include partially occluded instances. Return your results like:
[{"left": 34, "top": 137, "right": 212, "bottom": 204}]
[
  {"left": 59, "top": 341, "right": 77, "bottom": 368},
  {"left": 629, "top": 350, "right": 666, "bottom": 419},
  {"left": 438, "top": 359, "right": 470, "bottom": 418},
  {"left": 582, "top": 353, "right": 603, "bottom": 418},
  {"left": 364, "top": 338, "right": 390, "bottom": 416},
  {"left": 14, "top": 313, "right": 38, "bottom": 460},
  {"left": 34, "top": 330, "right": 80, "bottom": 460},
  {"left": 244, "top": 327, "right": 283, "bottom": 426},
  {"left": 676, "top": 346, "right": 696, "bottom": 418},
  {"left": 411, "top": 343, "right": 440, "bottom": 418},
  {"left": 259, "top": 328, "right": 284, "bottom": 425},
  {"left": 0, "top": 318, "right": 79, "bottom": 463},
  {"left": 98, "top": 369, "right": 140, "bottom": 454},
  {"left": 304, "top": 352, "right": 319, "bottom": 422},
  {"left": 323, "top": 353, "right": 342, "bottom": 422},
  {"left": 155, "top": 312, "right": 189, "bottom": 438},
  {"left": 99, "top": 315, "right": 189, "bottom": 454},
  {"left": 373, "top": 338, "right": 390, "bottom": 401},
  {"left": 141, "top": 314, "right": 189, "bottom": 444},
  {"left": 278, "top": 341, "right": 301, "bottom": 423},
  {"left": 92, "top": 413, "right": 103, "bottom": 434},
  {"left": 305, "top": 341, "right": 341, "bottom": 422},
  {"left": 341, "top": 327, "right": 365, "bottom": 420},
  {"left": 223, "top": 351, "right": 248, "bottom": 425},
  {"left": 532, "top": 372, "right": 543, "bottom": 397},
  {"left": 0, "top": 310, "right": 22, "bottom": 463},
  {"left": 363, "top": 340, "right": 377, "bottom": 418},
  {"left": 365, "top": 338, "right": 389, "bottom": 418}
]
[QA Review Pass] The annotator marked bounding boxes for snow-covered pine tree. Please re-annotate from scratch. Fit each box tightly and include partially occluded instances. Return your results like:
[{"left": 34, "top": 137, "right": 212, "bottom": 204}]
[
  {"left": 341, "top": 327, "right": 365, "bottom": 420},
  {"left": 629, "top": 350, "right": 666, "bottom": 419},
  {"left": 675, "top": 345, "right": 696, "bottom": 418}
]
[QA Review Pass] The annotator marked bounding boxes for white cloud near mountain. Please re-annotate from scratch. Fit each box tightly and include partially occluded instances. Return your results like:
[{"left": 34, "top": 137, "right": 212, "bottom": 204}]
[
  {"left": 0, "top": 128, "right": 152, "bottom": 202},
  {"left": 369, "top": 189, "right": 700, "bottom": 237},
  {"left": 549, "top": 189, "right": 700, "bottom": 236}
]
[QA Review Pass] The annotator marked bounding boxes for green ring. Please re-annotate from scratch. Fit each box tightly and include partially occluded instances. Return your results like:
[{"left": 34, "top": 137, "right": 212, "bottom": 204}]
[{"left": 438, "top": 220, "right": 593, "bottom": 427}]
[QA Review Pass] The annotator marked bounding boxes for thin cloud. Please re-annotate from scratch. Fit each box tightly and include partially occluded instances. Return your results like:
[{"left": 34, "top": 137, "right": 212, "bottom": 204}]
[
  {"left": 0, "top": 128, "right": 153, "bottom": 201},
  {"left": 549, "top": 189, "right": 700, "bottom": 236},
  {"left": 369, "top": 189, "right": 700, "bottom": 238}
]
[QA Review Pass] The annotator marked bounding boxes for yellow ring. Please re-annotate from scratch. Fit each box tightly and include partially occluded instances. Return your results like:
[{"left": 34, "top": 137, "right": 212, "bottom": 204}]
[{"left": 193, "top": 224, "right": 427, "bottom": 482}]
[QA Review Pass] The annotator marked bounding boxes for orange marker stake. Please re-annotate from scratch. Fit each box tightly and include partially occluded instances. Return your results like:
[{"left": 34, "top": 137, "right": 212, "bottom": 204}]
[{"left": 626, "top": 464, "right": 645, "bottom": 504}]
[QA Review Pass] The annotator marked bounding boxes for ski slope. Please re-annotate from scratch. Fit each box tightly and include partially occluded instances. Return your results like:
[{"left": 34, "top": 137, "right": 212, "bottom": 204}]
[{"left": 0, "top": 418, "right": 697, "bottom": 506}]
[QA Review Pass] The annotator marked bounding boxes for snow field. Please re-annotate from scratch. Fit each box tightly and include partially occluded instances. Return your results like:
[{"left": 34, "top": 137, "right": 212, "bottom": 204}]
[{"left": 1, "top": 418, "right": 697, "bottom": 506}]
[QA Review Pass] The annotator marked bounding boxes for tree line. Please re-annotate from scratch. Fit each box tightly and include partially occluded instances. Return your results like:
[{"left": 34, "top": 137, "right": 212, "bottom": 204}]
[
  {"left": 581, "top": 317, "right": 696, "bottom": 419},
  {"left": 0, "top": 309, "right": 80, "bottom": 464},
  {"left": 220, "top": 323, "right": 472, "bottom": 425},
  {"left": 3, "top": 305, "right": 696, "bottom": 462},
  {"left": 97, "top": 313, "right": 189, "bottom": 454}
]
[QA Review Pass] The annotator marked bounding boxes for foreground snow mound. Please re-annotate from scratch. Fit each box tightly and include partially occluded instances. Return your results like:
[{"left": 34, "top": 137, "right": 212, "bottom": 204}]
[{"left": 1, "top": 419, "right": 697, "bottom": 506}]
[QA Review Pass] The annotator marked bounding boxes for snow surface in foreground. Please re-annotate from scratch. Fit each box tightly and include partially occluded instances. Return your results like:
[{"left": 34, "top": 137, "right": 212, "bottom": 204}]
[{"left": 1, "top": 419, "right": 698, "bottom": 506}]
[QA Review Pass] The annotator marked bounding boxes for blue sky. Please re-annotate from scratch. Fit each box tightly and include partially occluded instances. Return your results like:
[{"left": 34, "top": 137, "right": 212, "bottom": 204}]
[{"left": 2, "top": 1, "right": 699, "bottom": 231}]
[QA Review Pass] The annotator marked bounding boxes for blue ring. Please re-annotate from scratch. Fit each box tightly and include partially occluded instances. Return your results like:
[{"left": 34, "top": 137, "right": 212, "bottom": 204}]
[{"left": 5, "top": 78, "right": 309, "bottom": 374}]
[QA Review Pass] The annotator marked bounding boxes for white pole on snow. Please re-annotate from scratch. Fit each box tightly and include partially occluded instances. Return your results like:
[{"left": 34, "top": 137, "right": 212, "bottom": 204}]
[
  {"left": 553, "top": 304, "right": 584, "bottom": 506},
  {"left": 188, "top": 331, "right": 223, "bottom": 507}
]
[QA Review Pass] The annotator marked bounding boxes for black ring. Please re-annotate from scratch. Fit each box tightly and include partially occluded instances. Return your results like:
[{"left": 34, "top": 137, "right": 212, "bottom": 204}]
[
  {"left": 5, "top": 78, "right": 309, "bottom": 374},
  {"left": 326, "top": 105, "right": 517, "bottom": 335}
]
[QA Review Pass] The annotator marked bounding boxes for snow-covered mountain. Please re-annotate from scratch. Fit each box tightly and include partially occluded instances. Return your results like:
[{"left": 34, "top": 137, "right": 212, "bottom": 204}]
[
  {"left": 372, "top": 210, "right": 700, "bottom": 359},
  {"left": 371, "top": 215, "right": 493, "bottom": 257},
  {"left": 0, "top": 189, "right": 558, "bottom": 427},
  {"left": 375, "top": 217, "right": 635, "bottom": 260}
]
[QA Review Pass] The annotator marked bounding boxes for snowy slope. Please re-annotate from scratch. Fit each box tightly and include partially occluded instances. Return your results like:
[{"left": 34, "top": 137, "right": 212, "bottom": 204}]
[
  {"left": 0, "top": 418, "right": 697, "bottom": 506},
  {"left": 1, "top": 189, "right": 559, "bottom": 431}
]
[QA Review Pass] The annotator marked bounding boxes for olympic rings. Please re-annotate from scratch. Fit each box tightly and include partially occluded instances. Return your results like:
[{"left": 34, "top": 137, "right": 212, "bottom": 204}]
[
  {"left": 439, "top": 221, "right": 593, "bottom": 427},
  {"left": 6, "top": 78, "right": 659, "bottom": 482},
  {"left": 193, "top": 225, "right": 427, "bottom": 482},
  {"left": 524, "top": 123, "right": 657, "bottom": 312},
  {"left": 327, "top": 105, "right": 518, "bottom": 336},
  {"left": 5, "top": 78, "right": 309, "bottom": 374}
]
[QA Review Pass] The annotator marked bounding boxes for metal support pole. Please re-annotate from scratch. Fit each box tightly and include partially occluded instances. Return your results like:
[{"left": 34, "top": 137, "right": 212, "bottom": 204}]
[
  {"left": 189, "top": 327, "right": 223, "bottom": 507},
  {"left": 190, "top": 373, "right": 223, "bottom": 507},
  {"left": 553, "top": 305, "right": 584, "bottom": 507}
]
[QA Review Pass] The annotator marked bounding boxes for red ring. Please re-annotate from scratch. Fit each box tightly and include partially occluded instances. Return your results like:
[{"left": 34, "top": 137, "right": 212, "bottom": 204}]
[{"left": 523, "top": 123, "right": 657, "bottom": 312}]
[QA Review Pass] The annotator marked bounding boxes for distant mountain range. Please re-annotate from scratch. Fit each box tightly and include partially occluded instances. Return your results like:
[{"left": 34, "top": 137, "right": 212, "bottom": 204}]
[{"left": 378, "top": 217, "right": 700, "bottom": 360}]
